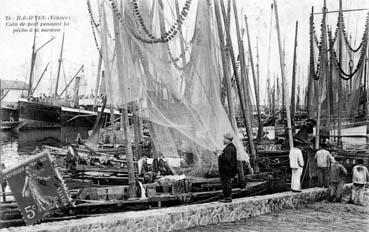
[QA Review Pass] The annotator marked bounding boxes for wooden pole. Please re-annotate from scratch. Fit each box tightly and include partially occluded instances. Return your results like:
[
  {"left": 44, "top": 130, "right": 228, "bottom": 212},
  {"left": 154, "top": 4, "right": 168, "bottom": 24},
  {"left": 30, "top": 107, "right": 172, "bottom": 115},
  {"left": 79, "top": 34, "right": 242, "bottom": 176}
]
[
  {"left": 28, "top": 25, "right": 37, "bottom": 97},
  {"left": 291, "top": 21, "right": 298, "bottom": 135},
  {"left": 256, "top": 38, "right": 260, "bottom": 114},
  {"left": 32, "top": 63, "right": 49, "bottom": 93},
  {"left": 327, "top": 31, "right": 333, "bottom": 141},
  {"left": 93, "top": 52, "right": 102, "bottom": 111},
  {"left": 273, "top": 0, "right": 293, "bottom": 149},
  {"left": 315, "top": 0, "right": 329, "bottom": 149},
  {"left": 133, "top": 102, "right": 141, "bottom": 159},
  {"left": 365, "top": 49, "right": 369, "bottom": 145},
  {"left": 59, "top": 65, "right": 84, "bottom": 96},
  {"left": 109, "top": 0, "right": 135, "bottom": 198},
  {"left": 337, "top": 0, "right": 343, "bottom": 147},
  {"left": 272, "top": 77, "right": 276, "bottom": 115},
  {"left": 363, "top": 57, "right": 367, "bottom": 116},
  {"left": 175, "top": 0, "right": 187, "bottom": 67},
  {"left": 213, "top": 0, "right": 236, "bottom": 129},
  {"left": 72, "top": 76, "right": 81, "bottom": 108},
  {"left": 219, "top": 0, "right": 257, "bottom": 171},
  {"left": 54, "top": 32, "right": 65, "bottom": 97},
  {"left": 244, "top": 15, "right": 263, "bottom": 141},
  {"left": 231, "top": 0, "right": 247, "bottom": 183}
]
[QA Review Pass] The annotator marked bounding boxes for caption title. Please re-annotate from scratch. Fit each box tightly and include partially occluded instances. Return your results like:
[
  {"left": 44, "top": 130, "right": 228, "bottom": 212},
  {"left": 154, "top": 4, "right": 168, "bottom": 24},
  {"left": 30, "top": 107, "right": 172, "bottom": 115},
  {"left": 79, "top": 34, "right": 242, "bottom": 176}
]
[{"left": 3, "top": 15, "right": 71, "bottom": 33}]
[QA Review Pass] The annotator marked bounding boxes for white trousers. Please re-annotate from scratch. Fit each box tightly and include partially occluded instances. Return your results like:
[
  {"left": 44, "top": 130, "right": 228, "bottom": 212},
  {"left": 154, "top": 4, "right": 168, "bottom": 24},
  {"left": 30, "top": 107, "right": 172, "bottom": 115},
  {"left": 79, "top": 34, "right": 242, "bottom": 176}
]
[{"left": 291, "top": 168, "right": 303, "bottom": 191}]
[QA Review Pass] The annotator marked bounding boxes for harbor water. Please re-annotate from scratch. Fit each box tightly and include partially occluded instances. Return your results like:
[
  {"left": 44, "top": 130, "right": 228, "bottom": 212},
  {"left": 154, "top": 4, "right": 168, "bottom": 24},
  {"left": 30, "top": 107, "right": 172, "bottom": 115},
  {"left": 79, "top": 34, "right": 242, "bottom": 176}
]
[{"left": 0, "top": 127, "right": 90, "bottom": 169}]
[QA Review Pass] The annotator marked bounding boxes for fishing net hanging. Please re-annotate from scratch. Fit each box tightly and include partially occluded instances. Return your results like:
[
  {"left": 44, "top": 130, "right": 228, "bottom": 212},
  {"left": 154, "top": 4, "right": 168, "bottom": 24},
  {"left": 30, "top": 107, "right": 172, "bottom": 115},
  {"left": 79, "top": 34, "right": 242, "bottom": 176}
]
[
  {"left": 309, "top": 9, "right": 369, "bottom": 121},
  {"left": 96, "top": 0, "right": 249, "bottom": 177}
]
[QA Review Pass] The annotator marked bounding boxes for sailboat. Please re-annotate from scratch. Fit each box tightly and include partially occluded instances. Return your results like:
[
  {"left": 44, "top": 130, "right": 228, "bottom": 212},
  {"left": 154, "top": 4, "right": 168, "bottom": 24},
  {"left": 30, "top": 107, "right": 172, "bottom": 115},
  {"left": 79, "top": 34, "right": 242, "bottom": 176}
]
[
  {"left": 18, "top": 31, "right": 118, "bottom": 130},
  {"left": 0, "top": 0, "right": 288, "bottom": 227}
]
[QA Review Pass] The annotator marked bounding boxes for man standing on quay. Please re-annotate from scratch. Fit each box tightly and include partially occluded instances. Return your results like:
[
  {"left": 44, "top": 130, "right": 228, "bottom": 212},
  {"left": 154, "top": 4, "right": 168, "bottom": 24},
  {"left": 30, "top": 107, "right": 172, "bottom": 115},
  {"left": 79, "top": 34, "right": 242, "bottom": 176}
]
[
  {"left": 329, "top": 156, "right": 347, "bottom": 202},
  {"left": 289, "top": 147, "right": 304, "bottom": 192},
  {"left": 315, "top": 144, "right": 332, "bottom": 187},
  {"left": 218, "top": 133, "right": 238, "bottom": 203}
]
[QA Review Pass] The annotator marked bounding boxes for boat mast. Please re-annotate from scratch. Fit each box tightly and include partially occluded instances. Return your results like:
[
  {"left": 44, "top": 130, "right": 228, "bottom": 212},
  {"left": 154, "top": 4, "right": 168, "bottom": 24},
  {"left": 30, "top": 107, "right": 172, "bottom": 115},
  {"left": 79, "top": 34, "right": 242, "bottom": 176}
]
[
  {"left": 175, "top": 0, "right": 187, "bottom": 68},
  {"left": 291, "top": 21, "right": 298, "bottom": 135},
  {"left": 54, "top": 32, "right": 65, "bottom": 98},
  {"left": 219, "top": 0, "right": 257, "bottom": 171},
  {"left": 337, "top": 0, "right": 343, "bottom": 146},
  {"left": 244, "top": 14, "right": 263, "bottom": 142},
  {"left": 315, "top": 0, "right": 329, "bottom": 149},
  {"left": 59, "top": 65, "right": 84, "bottom": 96},
  {"left": 231, "top": 0, "right": 248, "bottom": 183},
  {"left": 273, "top": 0, "right": 294, "bottom": 148},
  {"left": 366, "top": 55, "right": 369, "bottom": 145},
  {"left": 72, "top": 72, "right": 81, "bottom": 107},
  {"left": 32, "top": 63, "right": 49, "bottom": 93},
  {"left": 110, "top": 0, "right": 136, "bottom": 198},
  {"left": 93, "top": 51, "right": 102, "bottom": 111},
  {"left": 256, "top": 38, "right": 260, "bottom": 115},
  {"left": 27, "top": 24, "right": 37, "bottom": 97},
  {"left": 213, "top": 0, "right": 236, "bottom": 129}
]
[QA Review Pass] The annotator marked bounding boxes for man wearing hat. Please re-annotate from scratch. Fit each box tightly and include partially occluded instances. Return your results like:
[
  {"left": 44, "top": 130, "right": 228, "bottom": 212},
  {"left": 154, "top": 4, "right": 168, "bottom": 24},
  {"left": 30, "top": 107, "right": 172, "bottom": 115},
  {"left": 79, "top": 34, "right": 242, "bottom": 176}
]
[{"left": 217, "top": 132, "right": 238, "bottom": 203}]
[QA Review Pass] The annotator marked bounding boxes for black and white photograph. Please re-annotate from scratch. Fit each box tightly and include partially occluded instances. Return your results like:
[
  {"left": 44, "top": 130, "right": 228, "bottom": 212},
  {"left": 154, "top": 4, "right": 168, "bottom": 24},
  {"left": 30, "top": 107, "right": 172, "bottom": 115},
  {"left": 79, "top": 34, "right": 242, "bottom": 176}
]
[{"left": 0, "top": 0, "right": 368, "bottom": 231}]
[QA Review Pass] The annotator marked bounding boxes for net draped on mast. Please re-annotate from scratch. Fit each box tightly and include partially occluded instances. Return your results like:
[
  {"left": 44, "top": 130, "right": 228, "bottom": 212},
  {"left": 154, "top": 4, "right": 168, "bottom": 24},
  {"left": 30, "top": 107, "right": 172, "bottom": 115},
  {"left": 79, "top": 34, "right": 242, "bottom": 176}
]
[
  {"left": 96, "top": 0, "right": 249, "bottom": 177},
  {"left": 309, "top": 8, "right": 369, "bottom": 120}
]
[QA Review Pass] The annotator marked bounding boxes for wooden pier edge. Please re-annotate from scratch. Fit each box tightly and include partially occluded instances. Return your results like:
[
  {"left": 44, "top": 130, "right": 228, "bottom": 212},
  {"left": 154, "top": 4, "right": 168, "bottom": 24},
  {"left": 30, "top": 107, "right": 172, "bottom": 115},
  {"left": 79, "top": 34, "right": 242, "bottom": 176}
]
[{"left": 1, "top": 185, "right": 353, "bottom": 232}]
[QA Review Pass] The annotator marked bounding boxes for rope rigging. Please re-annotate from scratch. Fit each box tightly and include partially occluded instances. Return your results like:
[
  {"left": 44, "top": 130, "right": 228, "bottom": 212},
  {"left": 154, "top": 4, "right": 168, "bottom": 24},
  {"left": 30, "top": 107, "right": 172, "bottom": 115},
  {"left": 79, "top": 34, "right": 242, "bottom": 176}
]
[
  {"left": 310, "top": 7, "right": 369, "bottom": 81},
  {"left": 340, "top": 10, "right": 367, "bottom": 52},
  {"left": 108, "top": 0, "right": 191, "bottom": 44},
  {"left": 87, "top": 0, "right": 101, "bottom": 53},
  {"left": 309, "top": 10, "right": 321, "bottom": 80},
  {"left": 328, "top": 11, "right": 369, "bottom": 80},
  {"left": 128, "top": 0, "right": 192, "bottom": 43}
]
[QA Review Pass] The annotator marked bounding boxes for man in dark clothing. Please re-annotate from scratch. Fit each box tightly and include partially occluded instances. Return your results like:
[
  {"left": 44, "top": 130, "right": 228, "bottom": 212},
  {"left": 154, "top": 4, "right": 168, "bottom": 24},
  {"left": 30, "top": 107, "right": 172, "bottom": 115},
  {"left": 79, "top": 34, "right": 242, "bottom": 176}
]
[
  {"left": 218, "top": 132, "right": 238, "bottom": 203},
  {"left": 329, "top": 156, "right": 347, "bottom": 202}
]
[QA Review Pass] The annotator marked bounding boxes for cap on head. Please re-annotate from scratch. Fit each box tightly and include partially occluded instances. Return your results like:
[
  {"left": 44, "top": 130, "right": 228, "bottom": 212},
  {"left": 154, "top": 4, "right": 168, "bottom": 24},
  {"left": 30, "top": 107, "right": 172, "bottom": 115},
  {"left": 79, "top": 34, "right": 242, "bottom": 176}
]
[{"left": 223, "top": 132, "right": 233, "bottom": 141}]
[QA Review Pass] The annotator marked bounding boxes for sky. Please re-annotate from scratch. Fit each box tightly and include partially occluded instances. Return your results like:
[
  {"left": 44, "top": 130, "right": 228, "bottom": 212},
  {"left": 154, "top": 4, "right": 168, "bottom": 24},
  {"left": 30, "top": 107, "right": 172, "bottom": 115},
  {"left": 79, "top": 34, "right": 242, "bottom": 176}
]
[{"left": 0, "top": 0, "right": 368, "bottom": 104}]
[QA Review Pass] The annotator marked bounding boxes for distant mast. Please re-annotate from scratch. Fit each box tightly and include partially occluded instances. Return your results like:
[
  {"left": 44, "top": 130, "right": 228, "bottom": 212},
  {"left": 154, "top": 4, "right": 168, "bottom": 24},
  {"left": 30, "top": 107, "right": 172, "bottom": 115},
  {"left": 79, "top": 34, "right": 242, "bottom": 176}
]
[
  {"left": 291, "top": 21, "right": 298, "bottom": 134},
  {"left": 274, "top": 0, "right": 294, "bottom": 148},
  {"left": 54, "top": 32, "right": 65, "bottom": 98},
  {"left": 27, "top": 23, "right": 37, "bottom": 97}
]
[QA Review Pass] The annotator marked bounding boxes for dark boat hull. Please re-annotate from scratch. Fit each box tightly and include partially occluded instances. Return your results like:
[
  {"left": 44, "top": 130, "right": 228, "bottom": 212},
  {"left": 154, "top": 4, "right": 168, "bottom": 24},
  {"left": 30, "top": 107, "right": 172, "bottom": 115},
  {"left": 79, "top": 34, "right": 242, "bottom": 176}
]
[
  {"left": 18, "top": 100, "right": 99, "bottom": 129},
  {"left": 19, "top": 100, "right": 61, "bottom": 128}
]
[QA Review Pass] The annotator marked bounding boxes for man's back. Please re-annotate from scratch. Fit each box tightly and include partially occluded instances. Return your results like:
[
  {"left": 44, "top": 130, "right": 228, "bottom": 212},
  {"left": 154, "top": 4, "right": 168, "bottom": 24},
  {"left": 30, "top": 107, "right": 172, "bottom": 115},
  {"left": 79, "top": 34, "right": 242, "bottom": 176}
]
[
  {"left": 315, "top": 149, "right": 331, "bottom": 167},
  {"left": 330, "top": 162, "right": 347, "bottom": 182},
  {"left": 289, "top": 148, "right": 304, "bottom": 169}
]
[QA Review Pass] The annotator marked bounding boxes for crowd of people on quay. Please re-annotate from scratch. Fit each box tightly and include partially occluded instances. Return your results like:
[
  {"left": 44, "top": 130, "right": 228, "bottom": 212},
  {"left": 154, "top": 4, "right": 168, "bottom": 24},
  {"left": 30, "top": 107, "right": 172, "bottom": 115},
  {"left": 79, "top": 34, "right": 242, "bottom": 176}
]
[
  {"left": 215, "top": 127, "right": 368, "bottom": 205},
  {"left": 289, "top": 142, "right": 368, "bottom": 206}
]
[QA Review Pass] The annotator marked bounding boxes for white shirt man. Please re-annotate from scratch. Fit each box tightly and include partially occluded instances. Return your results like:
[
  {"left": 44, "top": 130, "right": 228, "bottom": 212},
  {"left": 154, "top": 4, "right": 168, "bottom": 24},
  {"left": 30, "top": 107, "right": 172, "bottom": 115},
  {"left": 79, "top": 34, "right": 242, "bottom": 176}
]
[
  {"left": 314, "top": 147, "right": 332, "bottom": 187},
  {"left": 289, "top": 147, "right": 304, "bottom": 192}
]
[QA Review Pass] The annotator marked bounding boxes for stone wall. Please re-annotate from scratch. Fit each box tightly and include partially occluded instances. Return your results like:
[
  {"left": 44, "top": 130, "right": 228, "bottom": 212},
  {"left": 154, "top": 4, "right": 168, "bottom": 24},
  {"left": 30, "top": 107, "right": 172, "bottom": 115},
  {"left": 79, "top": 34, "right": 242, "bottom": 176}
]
[{"left": 2, "top": 187, "right": 335, "bottom": 232}]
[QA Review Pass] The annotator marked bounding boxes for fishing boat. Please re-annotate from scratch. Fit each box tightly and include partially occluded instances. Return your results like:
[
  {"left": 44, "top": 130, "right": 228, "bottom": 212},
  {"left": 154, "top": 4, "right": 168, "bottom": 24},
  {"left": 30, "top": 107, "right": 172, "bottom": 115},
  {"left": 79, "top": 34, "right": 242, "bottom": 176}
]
[
  {"left": 17, "top": 29, "right": 118, "bottom": 130},
  {"left": 0, "top": 0, "right": 286, "bottom": 227}
]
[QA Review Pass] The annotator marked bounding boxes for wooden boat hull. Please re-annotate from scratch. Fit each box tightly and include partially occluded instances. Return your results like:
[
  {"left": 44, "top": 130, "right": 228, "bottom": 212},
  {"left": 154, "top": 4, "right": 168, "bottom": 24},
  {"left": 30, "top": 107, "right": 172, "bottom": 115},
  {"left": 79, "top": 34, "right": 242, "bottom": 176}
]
[
  {"left": 0, "top": 121, "right": 20, "bottom": 130},
  {"left": 18, "top": 100, "right": 97, "bottom": 129},
  {"left": 0, "top": 177, "right": 277, "bottom": 228}
]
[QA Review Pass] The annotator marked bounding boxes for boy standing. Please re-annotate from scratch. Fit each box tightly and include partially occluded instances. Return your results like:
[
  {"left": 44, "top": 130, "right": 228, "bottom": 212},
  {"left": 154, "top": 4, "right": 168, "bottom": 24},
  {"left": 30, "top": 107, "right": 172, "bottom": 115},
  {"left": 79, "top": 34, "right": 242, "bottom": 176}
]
[
  {"left": 329, "top": 156, "right": 347, "bottom": 202},
  {"left": 350, "top": 159, "right": 369, "bottom": 206}
]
